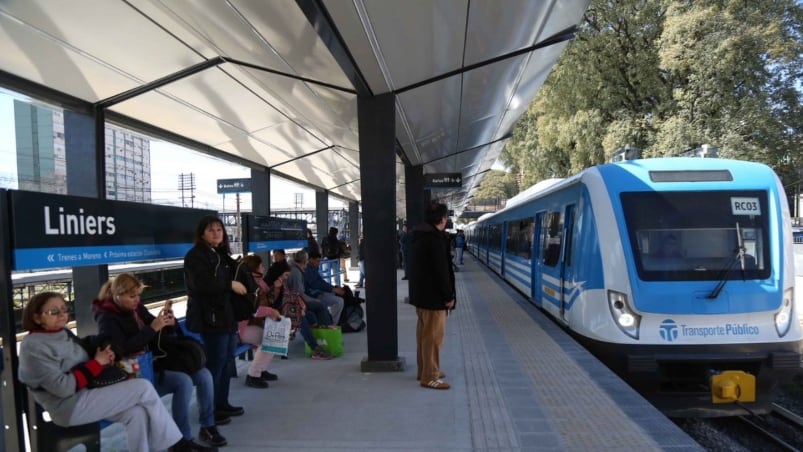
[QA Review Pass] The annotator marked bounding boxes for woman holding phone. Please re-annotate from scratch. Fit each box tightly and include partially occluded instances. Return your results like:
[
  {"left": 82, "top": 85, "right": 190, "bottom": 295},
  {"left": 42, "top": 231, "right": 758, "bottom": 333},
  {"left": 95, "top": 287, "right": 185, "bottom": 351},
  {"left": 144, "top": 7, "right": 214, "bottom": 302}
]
[{"left": 92, "top": 273, "right": 226, "bottom": 449}]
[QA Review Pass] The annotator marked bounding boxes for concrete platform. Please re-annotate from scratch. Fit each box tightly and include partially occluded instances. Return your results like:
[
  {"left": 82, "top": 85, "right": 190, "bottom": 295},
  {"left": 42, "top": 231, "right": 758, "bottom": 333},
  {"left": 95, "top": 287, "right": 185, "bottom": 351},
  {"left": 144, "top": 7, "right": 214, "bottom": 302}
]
[{"left": 98, "top": 257, "right": 702, "bottom": 451}]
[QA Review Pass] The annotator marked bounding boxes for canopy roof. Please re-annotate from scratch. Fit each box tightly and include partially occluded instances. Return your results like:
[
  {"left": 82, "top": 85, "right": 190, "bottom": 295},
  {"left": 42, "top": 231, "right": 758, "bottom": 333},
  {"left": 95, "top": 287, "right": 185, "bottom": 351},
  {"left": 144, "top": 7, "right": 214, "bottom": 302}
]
[{"left": 0, "top": 0, "right": 589, "bottom": 215}]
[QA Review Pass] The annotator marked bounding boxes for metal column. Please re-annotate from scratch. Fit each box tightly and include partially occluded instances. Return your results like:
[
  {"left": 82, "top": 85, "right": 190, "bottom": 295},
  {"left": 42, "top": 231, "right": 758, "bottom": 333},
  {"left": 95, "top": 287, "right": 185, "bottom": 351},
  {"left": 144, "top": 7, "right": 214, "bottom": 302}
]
[{"left": 359, "top": 93, "right": 403, "bottom": 371}]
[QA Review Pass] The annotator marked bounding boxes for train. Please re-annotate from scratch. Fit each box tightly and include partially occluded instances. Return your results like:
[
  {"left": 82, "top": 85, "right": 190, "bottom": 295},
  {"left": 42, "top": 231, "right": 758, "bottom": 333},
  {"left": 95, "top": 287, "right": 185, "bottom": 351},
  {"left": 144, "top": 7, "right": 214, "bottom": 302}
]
[{"left": 465, "top": 157, "right": 802, "bottom": 417}]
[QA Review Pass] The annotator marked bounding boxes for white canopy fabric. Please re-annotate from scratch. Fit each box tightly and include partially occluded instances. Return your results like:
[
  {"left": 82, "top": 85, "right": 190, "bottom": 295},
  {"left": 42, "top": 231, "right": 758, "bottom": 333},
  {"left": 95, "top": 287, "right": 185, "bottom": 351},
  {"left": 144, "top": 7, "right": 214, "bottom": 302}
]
[{"left": 0, "top": 0, "right": 589, "bottom": 216}]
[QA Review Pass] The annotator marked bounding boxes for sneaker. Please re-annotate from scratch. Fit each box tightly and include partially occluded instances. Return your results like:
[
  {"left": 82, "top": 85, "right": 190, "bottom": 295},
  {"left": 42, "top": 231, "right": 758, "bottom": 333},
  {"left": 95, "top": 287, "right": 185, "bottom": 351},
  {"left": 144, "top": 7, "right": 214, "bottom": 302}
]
[
  {"left": 215, "top": 404, "right": 244, "bottom": 417},
  {"left": 245, "top": 375, "right": 268, "bottom": 388},
  {"left": 260, "top": 371, "right": 278, "bottom": 381},
  {"left": 311, "top": 346, "right": 332, "bottom": 360},
  {"left": 170, "top": 438, "right": 218, "bottom": 452},
  {"left": 199, "top": 426, "right": 228, "bottom": 447},
  {"left": 213, "top": 412, "right": 231, "bottom": 425}
]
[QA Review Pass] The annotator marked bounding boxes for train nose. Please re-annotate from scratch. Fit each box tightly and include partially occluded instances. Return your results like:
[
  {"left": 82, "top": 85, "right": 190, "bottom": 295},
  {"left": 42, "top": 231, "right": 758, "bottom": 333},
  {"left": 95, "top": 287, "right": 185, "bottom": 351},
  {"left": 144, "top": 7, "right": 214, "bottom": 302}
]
[{"left": 710, "top": 370, "right": 756, "bottom": 403}]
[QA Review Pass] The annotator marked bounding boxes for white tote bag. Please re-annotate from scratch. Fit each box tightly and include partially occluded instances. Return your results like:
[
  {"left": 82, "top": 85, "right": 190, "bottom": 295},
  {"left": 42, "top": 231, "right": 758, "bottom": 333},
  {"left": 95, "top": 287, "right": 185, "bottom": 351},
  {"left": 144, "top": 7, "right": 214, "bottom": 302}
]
[{"left": 261, "top": 317, "right": 292, "bottom": 356}]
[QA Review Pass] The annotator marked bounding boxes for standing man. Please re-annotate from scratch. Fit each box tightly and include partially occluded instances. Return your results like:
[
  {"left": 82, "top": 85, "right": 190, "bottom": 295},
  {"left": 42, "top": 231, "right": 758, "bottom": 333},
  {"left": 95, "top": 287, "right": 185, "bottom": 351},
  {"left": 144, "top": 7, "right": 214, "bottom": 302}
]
[
  {"left": 399, "top": 223, "right": 411, "bottom": 280},
  {"left": 454, "top": 229, "right": 466, "bottom": 265},
  {"left": 409, "top": 202, "right": 456, "bottom": 390}
]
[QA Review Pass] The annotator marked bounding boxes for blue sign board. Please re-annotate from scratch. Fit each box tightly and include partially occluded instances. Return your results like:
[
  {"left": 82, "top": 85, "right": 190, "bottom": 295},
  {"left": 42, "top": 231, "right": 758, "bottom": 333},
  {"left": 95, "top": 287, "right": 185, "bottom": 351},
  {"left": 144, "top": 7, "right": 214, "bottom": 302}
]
[{"left": 9, "top": 190, "right": 215, "bottom": 271}]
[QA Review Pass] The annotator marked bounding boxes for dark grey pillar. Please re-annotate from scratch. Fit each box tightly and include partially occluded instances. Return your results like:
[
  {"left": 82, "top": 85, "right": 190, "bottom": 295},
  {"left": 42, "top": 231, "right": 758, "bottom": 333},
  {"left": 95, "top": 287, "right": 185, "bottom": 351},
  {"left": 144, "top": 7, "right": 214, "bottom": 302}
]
[
  {"left": 315, "top": 190, "right": 328, "bottom": 246},
  {"left": 348, "top": 201, "right": 360, "bottom": 267},
  {"left": 251, "top": 167, "right": 271, "bottom": 262},
  {"left": 405, "top": 165, "right": 426, "bottom": 227},
  {"left": 65, "top": 109, "right": 106, "bottom": 336},
  {"left": 358, "top": 93, "right": 403, "bottom": 371},
  {"left": 0, "top": 190, "right": 24, "bottom": 451}
]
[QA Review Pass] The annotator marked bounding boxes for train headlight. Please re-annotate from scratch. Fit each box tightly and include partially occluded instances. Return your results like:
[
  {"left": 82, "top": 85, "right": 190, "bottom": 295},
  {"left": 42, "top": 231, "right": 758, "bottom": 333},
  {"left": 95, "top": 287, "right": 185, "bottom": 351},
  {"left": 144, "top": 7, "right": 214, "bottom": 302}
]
[
  {"left": 774, "top": 288, "right": 793, "bottom": 337},
  {"left": 608, "top": 290, "right": 641, "bottom": 339}
]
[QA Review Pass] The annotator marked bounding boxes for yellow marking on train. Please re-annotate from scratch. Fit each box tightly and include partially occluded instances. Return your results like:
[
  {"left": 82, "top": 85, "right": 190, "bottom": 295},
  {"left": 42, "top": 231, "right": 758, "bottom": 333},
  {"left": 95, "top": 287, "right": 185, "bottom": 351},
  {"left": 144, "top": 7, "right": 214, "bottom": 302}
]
[{"left": 543, "top": 286, "right": 555, "bottom": 297}]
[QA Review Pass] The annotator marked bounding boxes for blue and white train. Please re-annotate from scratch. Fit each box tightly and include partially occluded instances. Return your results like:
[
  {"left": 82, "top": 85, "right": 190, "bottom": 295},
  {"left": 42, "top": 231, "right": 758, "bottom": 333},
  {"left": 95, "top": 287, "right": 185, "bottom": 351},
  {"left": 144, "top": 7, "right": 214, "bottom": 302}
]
[{"left": 465, "top": 157, "right": 802, "bottom": 417}]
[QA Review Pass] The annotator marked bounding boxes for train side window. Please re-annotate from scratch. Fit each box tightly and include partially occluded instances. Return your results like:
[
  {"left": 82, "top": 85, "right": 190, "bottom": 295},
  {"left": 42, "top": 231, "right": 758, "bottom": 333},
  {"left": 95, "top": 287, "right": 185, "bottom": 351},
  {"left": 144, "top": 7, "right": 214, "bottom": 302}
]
[{"left": 543, "top": 212, "right": 562, "bottom": 267}]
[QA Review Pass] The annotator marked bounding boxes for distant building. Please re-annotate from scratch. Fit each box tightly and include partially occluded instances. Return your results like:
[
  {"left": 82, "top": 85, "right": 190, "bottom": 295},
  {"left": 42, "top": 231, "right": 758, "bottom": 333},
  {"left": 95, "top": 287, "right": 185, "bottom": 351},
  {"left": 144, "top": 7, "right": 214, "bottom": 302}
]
[
  {"left": 14, "top": 100, "right": 66, "bottom": 194},
  {"left": 14, "top": 101, "right": 151, "bottom": 201}
]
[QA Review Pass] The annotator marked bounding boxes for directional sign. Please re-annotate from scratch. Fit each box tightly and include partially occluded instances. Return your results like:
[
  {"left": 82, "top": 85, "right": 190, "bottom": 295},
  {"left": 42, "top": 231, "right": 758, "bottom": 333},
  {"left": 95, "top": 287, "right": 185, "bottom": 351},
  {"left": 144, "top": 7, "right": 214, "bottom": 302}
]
[
  {"left": 424, "top": 173, "right": 462, "bottom": 189},
  {"left": 217, "top": 178, "right": 252, "bottom": 194}
]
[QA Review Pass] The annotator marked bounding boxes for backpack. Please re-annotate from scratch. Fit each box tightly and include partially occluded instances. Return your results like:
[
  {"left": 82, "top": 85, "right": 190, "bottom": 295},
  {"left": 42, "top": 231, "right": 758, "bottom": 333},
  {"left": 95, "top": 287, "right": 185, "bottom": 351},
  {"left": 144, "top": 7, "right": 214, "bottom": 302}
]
[
  {"left": 340, "top": 304, "right": 366, "bottom": 333},
  {"left": 153, "top": 333, "right": 207, "bottom": 374},
  {"left": 322, "top": 236, "right": 340, "bottom": 259}
]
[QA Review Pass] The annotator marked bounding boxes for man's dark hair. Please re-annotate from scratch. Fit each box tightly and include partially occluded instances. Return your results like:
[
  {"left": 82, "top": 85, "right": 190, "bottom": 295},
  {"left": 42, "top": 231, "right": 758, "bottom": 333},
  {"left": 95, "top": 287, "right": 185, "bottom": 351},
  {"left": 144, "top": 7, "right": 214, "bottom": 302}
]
[
  {"left": 424, "top": 201, "right": 448, "bottom": 226},
  {"left": 308, "top": 251, "right": 322, "bottom": 259}
]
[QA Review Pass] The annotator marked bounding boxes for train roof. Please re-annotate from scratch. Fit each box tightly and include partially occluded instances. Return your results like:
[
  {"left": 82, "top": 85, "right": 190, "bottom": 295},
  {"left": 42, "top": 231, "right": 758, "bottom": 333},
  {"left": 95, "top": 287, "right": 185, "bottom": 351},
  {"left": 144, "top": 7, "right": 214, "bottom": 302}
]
[{"left": 475, "top": 157, "right": 778, "bottom": 224}]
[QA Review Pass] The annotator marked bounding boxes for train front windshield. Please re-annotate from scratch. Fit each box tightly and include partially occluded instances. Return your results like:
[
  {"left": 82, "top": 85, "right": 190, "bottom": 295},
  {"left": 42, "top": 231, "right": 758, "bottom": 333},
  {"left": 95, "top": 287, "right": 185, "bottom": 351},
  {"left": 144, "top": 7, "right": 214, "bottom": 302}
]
[{"left": 621, "top": 190, "right": 771, "bottom": 281}]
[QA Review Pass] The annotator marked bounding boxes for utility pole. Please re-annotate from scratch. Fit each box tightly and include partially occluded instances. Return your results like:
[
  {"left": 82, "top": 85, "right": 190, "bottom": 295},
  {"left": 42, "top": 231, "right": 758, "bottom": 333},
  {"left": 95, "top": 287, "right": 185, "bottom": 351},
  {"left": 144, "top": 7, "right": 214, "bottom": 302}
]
[{"left": 178, "top": 173, "right": 196, "bottom": 207}]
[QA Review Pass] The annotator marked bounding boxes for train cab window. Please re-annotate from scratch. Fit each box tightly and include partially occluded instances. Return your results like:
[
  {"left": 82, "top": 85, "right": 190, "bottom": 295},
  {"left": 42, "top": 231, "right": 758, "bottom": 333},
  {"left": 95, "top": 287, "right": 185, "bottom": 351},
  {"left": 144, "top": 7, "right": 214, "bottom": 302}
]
[
  {"left": 543, "top": 212, "right": 562, "bottom": 267},
  {"left": 622, "top": 190, "right": 770, "bottom": 281}
]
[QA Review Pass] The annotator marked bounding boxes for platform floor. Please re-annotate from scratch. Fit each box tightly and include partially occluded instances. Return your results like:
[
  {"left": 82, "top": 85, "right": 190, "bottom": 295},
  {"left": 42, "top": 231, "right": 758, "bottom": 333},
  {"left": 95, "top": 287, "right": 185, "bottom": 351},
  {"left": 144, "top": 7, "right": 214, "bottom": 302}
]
[{"left": 98, "top": 256, "right": 702, "bottom": 451}]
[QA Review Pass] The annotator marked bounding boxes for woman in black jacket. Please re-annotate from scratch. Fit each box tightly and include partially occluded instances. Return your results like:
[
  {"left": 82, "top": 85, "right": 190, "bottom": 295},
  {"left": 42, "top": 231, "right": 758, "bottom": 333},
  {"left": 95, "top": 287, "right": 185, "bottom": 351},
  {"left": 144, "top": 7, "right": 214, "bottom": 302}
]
[{"left": 184, "top": 215, "right": 247, "bottom": 422}]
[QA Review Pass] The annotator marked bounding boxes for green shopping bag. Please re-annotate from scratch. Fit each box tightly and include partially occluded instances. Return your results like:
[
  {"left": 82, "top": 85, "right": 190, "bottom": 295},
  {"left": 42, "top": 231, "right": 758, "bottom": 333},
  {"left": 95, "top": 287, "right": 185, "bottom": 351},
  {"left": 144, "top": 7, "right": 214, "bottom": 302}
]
[{"left": 304, "top": 326, "right": 344, "bottom": 357}]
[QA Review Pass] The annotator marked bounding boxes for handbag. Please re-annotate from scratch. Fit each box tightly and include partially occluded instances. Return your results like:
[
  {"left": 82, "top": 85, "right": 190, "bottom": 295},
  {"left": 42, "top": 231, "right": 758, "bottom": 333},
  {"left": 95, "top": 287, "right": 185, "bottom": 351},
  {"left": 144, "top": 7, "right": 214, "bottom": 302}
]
[
  {"left": 153, "top": 332, "right": 207, "bottom": 374},
  {"left": 304, "top": 326, "right": 343, "bottom": 357},
  {"left": 261, "top": 317, "right": 292, "bottom": 356},
  {"left": 117, "top": 351, "right": 154, "bottom": 382},
  {"left": 281, "top": 292, "right": 305, "bottom": 330},
  {"left": 87, "top": 365, "right": 129, "bottom": 388},
  {"left": 232, "top": 261, "right": 258, "bottom": 321}
]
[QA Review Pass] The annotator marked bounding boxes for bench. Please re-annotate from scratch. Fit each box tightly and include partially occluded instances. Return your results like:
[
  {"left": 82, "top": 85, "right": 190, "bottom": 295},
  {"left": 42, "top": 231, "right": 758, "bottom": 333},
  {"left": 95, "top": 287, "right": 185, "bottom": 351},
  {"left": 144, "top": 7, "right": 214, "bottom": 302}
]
[
  {"left": 177, "top": 318, "right": 254, "bottom": 362},
  {"left": 27, "top": 387, "right": 102, "bottom": 452}
]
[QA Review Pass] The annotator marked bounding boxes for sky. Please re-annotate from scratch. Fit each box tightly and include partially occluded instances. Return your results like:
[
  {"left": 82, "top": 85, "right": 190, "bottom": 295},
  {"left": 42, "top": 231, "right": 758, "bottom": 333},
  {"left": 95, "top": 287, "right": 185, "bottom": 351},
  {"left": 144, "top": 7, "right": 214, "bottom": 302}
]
[{"left": 0, "top": 88, "right": 341, "bottom": 212}]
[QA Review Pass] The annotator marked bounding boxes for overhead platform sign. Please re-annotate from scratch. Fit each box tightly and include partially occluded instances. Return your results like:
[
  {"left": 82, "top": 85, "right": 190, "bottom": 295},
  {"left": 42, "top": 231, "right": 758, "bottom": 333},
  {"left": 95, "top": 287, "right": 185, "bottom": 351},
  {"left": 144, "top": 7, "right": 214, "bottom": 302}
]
[
  {"left": 217, "top": 178, "right": 251, "bottom": 194},
  {"left": 8, "top": 190, "right": 215, "bottom": 271},
  {"left": 424, "top": 173, "right": 462, "bottom": 189},
  {"left": 242, "top": 214, "right": 307, "bottom": 253}
]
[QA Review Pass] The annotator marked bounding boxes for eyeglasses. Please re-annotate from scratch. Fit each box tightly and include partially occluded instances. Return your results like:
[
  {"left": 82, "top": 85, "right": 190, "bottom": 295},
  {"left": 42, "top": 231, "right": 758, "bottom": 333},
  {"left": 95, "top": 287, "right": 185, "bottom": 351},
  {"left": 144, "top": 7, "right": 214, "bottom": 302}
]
[{"left": 42, "top": 306, "right": 70, "bottom": 316}]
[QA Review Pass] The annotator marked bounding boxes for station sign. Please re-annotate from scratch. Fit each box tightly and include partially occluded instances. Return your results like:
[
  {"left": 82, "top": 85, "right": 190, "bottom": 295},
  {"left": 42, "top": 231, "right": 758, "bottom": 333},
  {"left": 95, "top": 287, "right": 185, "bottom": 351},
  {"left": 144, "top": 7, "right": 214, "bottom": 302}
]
[
  {"left": 8, "top": 190, "right": 215, "bottom": 271},
  {"left": 217, "top": 178, "right": 252, "bottom": 194},
  {"left": 242, "top": 214, "right": 307, "bottom": 253},
  {"left": 424, "top": 173, "right": 462, "bottom": 189}
]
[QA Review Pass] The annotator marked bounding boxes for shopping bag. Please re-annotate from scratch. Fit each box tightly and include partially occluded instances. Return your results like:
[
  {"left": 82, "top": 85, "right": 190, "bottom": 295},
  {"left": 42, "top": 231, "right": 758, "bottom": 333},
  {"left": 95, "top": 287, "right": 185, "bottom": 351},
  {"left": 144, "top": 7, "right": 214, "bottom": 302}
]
[
  {"left": 304, "top": 326, "right": 344, "bottom": 357},
  {"left": 117, "top": 351, "right": 154, "bottom": 383},
  {"left": 261, "top": 317, "right": 292, "bottom": 356}
]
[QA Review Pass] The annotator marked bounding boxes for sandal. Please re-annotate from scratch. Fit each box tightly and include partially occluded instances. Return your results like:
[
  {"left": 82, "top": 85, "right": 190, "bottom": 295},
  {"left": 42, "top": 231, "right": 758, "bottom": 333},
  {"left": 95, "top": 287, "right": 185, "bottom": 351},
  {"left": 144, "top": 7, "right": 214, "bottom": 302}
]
[{"left": 421, "top": 379, "right": 450, "bottom": 390}]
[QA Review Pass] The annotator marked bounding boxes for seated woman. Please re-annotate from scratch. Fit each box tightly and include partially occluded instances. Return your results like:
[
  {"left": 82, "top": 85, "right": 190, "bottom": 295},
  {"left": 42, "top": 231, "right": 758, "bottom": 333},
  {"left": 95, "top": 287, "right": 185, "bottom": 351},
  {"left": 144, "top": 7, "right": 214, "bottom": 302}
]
[
  {"left": 237, "top": 254, "right": 282, "bottom": 388},
  {"left": 18, "top": 291, "right": 184, "bottom": 452},
  {"left": 265, "top": 261, "right": 332, "bottom": 360},
  {"left": 92, "top": 273, "right": 226, "bottom": 450}
]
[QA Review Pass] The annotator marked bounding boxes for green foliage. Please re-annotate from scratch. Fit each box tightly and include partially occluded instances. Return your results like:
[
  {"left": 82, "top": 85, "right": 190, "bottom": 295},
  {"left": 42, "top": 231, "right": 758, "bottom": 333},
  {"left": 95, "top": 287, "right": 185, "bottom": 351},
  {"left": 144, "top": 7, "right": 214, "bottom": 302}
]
[
  {"left": 473, "top": 170, "right": 519, "bottom": 203},
  {"left": 502, "top": 0, "right": 803, "bottom": 191}
]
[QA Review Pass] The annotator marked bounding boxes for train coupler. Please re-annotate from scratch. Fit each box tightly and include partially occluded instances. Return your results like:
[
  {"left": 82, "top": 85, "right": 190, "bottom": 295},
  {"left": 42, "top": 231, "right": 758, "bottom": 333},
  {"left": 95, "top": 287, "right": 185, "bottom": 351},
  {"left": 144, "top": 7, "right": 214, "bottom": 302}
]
[{"left": 710, "top": 370, "right": 756, "bottom": 403}]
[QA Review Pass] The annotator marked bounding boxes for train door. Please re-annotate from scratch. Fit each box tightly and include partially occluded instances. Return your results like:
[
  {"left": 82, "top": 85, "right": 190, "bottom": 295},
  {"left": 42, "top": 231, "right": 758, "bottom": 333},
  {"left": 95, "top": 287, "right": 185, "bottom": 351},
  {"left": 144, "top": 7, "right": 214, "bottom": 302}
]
[
  {"left": 501, "top": 222, "right": 507, "bottom": 277},
  {"left": 559, "top": 205, "right": 576, "bottom": 320},
  {"left": 532, "top": 212, "right": 545, "bottom": 304}
]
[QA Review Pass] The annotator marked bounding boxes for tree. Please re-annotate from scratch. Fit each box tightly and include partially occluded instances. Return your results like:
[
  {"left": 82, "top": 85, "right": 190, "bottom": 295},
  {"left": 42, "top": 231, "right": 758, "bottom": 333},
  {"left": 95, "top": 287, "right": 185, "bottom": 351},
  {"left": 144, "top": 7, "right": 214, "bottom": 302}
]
[
  {"left": 501, "top": 0, "right": 802, "bottom": 190},
  {"left": 472, "top": 170, "right": 518, "bottom": 204}
]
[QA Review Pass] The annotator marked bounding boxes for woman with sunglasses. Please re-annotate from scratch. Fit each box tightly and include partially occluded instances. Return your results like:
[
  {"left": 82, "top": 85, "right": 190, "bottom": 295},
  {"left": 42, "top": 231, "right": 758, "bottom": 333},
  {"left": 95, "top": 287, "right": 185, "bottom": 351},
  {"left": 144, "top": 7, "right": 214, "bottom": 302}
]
[{"left": 18, "top": 291, "right": 183, "bottom": 452}]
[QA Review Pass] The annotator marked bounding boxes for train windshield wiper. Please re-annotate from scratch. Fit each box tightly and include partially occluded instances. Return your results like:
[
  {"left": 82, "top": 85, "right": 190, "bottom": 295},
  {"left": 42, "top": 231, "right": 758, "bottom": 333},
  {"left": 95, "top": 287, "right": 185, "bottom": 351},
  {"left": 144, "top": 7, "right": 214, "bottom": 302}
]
[{"left": 706, "top": 223, "right": 744, "bottom": 300}]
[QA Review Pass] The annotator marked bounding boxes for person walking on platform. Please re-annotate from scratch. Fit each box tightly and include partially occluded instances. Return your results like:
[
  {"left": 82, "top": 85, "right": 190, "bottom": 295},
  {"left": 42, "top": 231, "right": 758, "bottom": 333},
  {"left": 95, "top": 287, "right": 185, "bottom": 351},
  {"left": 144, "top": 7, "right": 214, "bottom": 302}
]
[
  {"left": 399, "top": 223, "right": 411, "bottom": 280},
  {"left": 18, "top": 292, "right": 185, "bottom": 452},
  {"left": 93, "top": 273, "right": 225, "bottom": 449},
  {"left": 409, "top": 202, "right": 456, "bottom": 390},
  {"left": 184, "top": 215, "right": 247, "bottom": 424}
]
